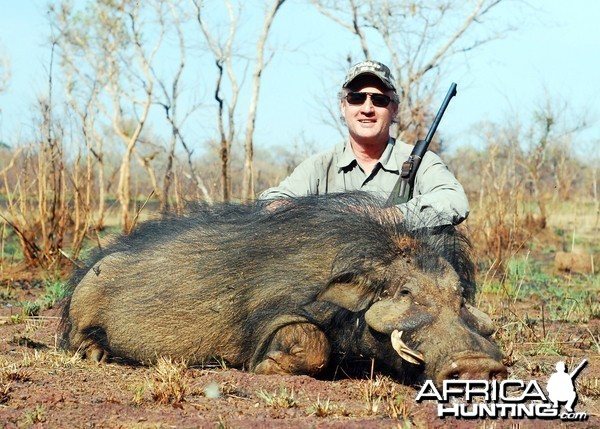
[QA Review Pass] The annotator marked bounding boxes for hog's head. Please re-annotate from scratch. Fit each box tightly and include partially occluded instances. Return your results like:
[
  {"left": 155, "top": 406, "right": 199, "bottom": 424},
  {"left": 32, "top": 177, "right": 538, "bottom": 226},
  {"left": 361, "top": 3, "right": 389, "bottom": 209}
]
[{"left": 317, "top": 238, "right": 507, "bottom": 386}]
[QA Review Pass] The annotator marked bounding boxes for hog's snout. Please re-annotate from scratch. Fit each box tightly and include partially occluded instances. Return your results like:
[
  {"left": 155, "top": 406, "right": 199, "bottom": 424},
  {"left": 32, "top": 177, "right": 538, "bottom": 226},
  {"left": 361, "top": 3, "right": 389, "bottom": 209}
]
[{"left": 436, "top": 354, "right": 507, "bottom": 385}]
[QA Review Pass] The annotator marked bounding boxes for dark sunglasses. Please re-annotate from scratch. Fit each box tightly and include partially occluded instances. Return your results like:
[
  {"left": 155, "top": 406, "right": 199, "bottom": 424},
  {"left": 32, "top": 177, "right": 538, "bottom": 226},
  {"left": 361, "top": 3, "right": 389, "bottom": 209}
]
[{"left": 345, "top": 91, "right": 393, "bottom": 107}]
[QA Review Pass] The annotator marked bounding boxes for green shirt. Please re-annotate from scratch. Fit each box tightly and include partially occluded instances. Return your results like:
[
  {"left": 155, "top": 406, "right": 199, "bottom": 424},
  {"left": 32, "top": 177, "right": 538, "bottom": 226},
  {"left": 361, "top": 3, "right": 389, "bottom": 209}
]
[{"left": 259, "top": 139, "right": 469, "bottom": 227}]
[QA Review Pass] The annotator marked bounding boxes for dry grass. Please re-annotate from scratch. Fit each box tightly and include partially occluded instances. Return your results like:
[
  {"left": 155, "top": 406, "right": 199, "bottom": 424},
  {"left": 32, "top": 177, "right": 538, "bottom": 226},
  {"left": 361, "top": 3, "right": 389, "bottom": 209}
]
[
  {"left": 308, "top": 395, "right": 334, "bottom": 417},
  {"left": 0, "top": 379, "right": 11, "bottom": 404},
  {"left": 0, "top": 361, "right": 33, "bottom": 383},
  {"left": 0, "top": 140, "right": 598, "bottom": 425},
  {"left": 0, "top": 347, "right": 83, "bottom": 375},
  {"left": 131, "top": 383, "right": 147, "bottom": 407},
  {"left": 148, "top": 357, "right": 189, "bottom": 406},
  {"left": 578, "top": 376, "right": 600, "bottom": 400},
  {"left": 256, "top": 387, "right": 298, "bottom": 409},
  {"left": 358, "top": 367, "right": 413, "bottom": 420},
  {"left": 22, "top": 404, "right": 46, "bottom": 425}
]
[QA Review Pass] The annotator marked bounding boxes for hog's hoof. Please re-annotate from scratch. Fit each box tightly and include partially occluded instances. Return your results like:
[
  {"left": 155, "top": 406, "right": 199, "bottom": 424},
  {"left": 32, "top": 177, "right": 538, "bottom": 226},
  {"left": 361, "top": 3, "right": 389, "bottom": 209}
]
[
  {"left": 87, "top": 344, "right": 109, "bottom": 363},
  {"left": 75, "top": 338, "right": 109, "bottom": 363},
  {"left": 255, "top": 350, "right": 303, "bottom": 375},
  {"left": 254, "top": 323, "right": 330, "bottom": 376}
]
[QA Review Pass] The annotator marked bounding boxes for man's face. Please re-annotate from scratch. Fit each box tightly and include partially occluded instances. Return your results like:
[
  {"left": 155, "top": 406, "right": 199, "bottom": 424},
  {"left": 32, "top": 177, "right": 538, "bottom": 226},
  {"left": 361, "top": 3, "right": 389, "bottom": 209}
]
[{"left": 340, "top": 76, "right": 398, "bottom": 146}]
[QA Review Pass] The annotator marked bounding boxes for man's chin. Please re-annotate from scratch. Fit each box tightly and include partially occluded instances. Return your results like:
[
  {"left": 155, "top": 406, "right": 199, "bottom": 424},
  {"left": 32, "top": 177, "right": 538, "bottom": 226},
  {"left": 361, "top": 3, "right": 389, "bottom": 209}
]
[{"left": 352, "top": 133, "right": 386, "bottom": 144}]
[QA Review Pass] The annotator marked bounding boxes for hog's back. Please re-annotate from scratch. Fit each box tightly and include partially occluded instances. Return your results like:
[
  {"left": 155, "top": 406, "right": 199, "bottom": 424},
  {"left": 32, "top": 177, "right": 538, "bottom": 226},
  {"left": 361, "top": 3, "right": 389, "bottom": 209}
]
[{"left": 67, "top": 222, "right": 334, "bottom": 366}]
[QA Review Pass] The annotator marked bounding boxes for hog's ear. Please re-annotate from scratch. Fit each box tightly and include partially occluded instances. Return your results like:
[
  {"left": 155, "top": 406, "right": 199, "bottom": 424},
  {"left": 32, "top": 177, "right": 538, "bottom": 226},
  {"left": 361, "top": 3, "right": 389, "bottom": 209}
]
[
  {"left": 461, "top": 303, "right": 496, "bottom": 336},
  {"left": 364, "top": 299, "right": 412, "bottom": 335},
  {"left": 316, "top": 273, "right": 376, "bottom": 312}
]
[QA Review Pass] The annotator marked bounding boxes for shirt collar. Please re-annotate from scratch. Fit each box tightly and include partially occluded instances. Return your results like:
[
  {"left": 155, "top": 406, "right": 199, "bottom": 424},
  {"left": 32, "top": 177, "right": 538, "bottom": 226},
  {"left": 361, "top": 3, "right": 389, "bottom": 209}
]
[
  {"left": 337, "top": 141, "right": 357, "bottom": 169},
  {"left": 379, "top": 138, "right": 398, "bottom": 172},
  {"left": 337, "top": 137, "right": 398, "bottom": 172}
]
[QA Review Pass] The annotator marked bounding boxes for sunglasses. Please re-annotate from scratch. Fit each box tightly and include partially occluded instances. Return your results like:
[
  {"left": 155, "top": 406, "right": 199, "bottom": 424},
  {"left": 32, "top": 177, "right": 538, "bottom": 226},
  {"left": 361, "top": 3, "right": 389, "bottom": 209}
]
[{"left": 345, "top": 91, "right": 393, "bottom": 107}]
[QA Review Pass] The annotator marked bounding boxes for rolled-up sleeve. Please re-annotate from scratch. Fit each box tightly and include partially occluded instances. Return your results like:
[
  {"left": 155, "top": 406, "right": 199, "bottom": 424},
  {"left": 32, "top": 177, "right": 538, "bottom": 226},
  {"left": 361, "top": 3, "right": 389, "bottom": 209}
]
[
  {"left": 396, "top": 151, "right": 469, "bottom": 227},
  {"left": 258, "top": 155, "right": 320, "bottom": 200}
]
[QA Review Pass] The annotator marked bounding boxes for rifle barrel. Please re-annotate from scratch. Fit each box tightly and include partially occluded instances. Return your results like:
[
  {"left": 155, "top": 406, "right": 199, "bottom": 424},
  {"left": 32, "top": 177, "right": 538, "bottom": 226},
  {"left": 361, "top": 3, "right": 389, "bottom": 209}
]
[{"left": 424, "top": 82, "right": 458, "bottom": 143}]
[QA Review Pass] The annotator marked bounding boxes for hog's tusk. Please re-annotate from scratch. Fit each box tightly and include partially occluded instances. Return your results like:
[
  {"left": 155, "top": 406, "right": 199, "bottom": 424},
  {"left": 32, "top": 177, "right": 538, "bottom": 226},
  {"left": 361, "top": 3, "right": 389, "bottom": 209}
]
[{"left": 391, "top": 330, "right": 424, "bottom": 365}]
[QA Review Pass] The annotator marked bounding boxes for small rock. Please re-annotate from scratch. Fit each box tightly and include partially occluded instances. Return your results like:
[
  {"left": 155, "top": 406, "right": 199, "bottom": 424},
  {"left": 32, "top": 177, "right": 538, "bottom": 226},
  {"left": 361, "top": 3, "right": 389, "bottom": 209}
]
[
  {"left": 203, "top": 382, "right": 221, "bottom": 399},
  {"left": 554, "top": 251, "right": 595, "bottom": 274}
]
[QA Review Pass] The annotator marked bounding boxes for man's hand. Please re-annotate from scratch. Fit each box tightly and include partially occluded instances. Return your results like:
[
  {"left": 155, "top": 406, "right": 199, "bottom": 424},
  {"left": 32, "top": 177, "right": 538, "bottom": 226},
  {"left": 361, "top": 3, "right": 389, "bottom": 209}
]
[{"left": 262, "top": 199, "right": 292, "bottom": 212}]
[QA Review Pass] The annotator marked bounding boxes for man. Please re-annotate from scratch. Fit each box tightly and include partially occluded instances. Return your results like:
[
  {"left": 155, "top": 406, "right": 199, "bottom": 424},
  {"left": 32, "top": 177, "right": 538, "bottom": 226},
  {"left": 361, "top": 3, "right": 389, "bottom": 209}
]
[
  {"left": 259, "top": 60, "right": 468, "bottom": 228},
  {"left": 547, "top": 360, "right": 586, "bottom": 413}
]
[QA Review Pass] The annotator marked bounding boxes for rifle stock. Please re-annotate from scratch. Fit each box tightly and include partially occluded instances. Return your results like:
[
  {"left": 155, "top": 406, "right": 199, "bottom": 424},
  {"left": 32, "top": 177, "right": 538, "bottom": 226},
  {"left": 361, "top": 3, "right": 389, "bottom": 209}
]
[{"left": 386, "top": 83, "right": 457, "bottom": 207}]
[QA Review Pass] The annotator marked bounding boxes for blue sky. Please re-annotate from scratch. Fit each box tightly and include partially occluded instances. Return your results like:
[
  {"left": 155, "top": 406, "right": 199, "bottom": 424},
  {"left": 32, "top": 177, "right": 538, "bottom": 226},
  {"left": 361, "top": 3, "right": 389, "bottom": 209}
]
[{"left": 0, "top": 0, "right": 599, "bottom": 156}]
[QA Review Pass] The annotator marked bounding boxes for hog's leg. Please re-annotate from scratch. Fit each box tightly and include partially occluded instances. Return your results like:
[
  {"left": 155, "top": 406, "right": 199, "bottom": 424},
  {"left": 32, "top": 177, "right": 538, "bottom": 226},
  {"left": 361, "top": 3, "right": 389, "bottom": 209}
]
[
  {"left": 67, "top": 253, "right": 125, "bottom": 363},
  {"left": 87, "top": 345, "right": 108, "bottom": 362},
  {"left": 254, "top": 323, "right": 330, "bottom": 376},
  {"left": 69, "top": 326, "right": 110, "bottom": 363}
]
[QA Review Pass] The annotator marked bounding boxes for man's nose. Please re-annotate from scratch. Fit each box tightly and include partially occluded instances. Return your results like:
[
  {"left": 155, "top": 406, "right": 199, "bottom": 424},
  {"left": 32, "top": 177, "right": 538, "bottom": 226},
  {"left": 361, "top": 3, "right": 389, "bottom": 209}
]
[{"left": 360, "top": 97, "right": 375, "bottom": 113}]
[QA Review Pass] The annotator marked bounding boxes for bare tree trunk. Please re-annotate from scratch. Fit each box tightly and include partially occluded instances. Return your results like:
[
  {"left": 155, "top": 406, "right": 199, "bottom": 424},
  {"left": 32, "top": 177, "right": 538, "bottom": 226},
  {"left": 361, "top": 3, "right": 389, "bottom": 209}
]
[
  {"left": 593, "top": 166, "right": 599, "bottom": 230},
  {"left": 154, "top": 6, "right": 208, "bottom": 206},
  {"left": 158, "top": 1, "right": 188, "bottom": 211},
  {"left": 520, "top": 107, "right": 552, "bottom": 230},
  {"left": 51, "top": 0, "right": 163, "bottom": 231},
  {"left": 53, "top": 9, "right": 105, "bottom": 231},
  {"left": 133, "top": 149, "right": 161, "bottom": 203},
  {"left": 214, "top": 59, "right": 231, "bottom": 202},
  {"left": 163, "top": 127, "right": 178, "bottom": 211},
  {"left": 114, "top": 8, "right": 161, "bottom": 232},
  {"left": 242, "top": 0, "right": 286, "bottom": 201},
  {"left": 0, "top": 48, "right": 10, "bottom": 94},
  {"left": 194, "top": 0, "right": 239, "bottom": 202},
  {"left": 96, "top": 150, "right": 106, "bottom": 229}
]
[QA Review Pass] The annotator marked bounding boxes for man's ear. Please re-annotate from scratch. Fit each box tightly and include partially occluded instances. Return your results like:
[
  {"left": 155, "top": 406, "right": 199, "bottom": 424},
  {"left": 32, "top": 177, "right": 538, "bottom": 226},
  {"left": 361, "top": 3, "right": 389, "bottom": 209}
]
[
  {"left": 340, "top": 98, "right": 347, "bottom": 118},
  {"left": 390, "top": 93, "right": 399, "bottom": 115}
]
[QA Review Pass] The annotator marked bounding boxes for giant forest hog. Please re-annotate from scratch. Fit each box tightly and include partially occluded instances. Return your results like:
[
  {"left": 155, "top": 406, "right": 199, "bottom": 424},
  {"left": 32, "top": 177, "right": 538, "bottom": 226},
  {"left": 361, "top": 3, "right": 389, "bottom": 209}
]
[{"left": 62, "top": 194, "right": 506, "bottom": 386}]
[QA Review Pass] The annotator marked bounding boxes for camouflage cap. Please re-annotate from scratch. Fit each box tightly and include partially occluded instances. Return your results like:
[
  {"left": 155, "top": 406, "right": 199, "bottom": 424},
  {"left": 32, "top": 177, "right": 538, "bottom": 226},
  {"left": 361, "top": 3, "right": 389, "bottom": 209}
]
[{"left": 342, "top": 60, "right": 397, "bottom": 92}]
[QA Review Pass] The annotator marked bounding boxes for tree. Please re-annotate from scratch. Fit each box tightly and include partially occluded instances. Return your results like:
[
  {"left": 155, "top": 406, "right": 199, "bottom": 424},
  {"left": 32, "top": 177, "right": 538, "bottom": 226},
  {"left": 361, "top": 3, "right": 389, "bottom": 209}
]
[
  {"left": 192, "top": 0, "right": 286, "bottom": 202},
  {"left": 192, "top": 0, "right": 239, "bottom": 202},
  {"left": 51, "top": 0, "right": 164, "bottom": 231},
  {"left": 0, "top": 47, "right": 10, "bottom": 94},
  {"left": 241, "top": 0, "right": 286, "bottom": 201},
  {"left": 152, "top": 1, "right": 202, "bottom": 210},
  {"left": 0, "top": 43, "right": 87, "bottom": 269},
  {"left": 518, "top": 95, "right": 588, "bottom": 228},
  {"left": 312, "top": 0, "right": 510, "bottom": 144}
]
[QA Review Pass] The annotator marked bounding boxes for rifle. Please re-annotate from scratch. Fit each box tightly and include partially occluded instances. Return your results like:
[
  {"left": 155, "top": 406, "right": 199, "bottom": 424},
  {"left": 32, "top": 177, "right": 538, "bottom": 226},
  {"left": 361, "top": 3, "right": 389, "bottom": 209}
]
[
  {"left": 386, "top": 82, "right": 457, "bottom": 207},
  {"left": 569, "top": 359, "right": 588, "bottom": 380}
]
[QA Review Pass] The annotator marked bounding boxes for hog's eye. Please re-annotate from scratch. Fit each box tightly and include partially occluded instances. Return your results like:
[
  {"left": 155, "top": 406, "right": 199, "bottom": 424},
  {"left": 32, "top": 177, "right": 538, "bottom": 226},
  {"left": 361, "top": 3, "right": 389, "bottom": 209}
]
[{"left": 399, "top": 289, "right": 411, "bottom": 296}]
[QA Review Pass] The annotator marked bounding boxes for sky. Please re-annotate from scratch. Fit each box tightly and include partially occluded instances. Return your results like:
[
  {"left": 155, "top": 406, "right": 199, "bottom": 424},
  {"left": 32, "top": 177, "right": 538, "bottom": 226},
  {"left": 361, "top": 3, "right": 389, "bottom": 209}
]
[{"left": 0, "top": 0, "right": 599, "bottom": 157}]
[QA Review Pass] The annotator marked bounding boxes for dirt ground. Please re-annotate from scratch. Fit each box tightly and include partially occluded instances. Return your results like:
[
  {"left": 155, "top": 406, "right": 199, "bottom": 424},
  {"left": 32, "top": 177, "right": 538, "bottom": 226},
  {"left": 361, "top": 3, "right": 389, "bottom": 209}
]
[{"left": 0, "top": 279, "right": 597, "bottom": 428}]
